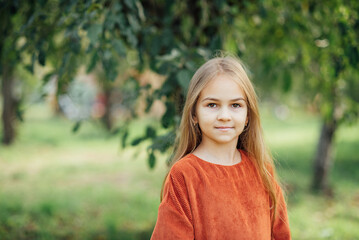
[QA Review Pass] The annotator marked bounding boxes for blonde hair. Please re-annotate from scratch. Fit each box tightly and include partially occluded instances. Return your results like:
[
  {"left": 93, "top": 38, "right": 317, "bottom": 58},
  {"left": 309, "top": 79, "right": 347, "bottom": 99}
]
[{"left": 161, "top": 54, "right": 281, "bottom": 228}]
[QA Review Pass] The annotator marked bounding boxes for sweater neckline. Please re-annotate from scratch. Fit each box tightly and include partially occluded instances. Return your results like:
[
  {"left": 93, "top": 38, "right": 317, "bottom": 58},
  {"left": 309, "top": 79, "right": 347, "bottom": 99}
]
[{"left": 189, "top": 149, "right": 245, "bottom": 167}]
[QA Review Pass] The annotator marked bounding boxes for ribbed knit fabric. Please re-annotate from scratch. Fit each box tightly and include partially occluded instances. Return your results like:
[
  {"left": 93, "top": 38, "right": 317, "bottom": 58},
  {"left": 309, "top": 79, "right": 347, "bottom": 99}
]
[{"left": 151, "top": 150, "right": 291, "bottom": 240}]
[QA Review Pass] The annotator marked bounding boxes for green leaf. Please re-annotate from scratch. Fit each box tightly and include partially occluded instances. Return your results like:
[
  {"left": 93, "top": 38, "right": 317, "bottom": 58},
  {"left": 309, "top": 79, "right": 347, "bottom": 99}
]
[
  {"left": 321, "top": 102, "right": 333, "bottom": 121},
  {"left": 87, "top": 3, "right": 102, "bottom": 12},
  {"left": 38, "top": 49, "right": 46, "bottom": 66},
  {"left": 158, "top": 72, "right": 179, "bottom": 98},
  {"left": 121, "top": 130, "right": 129, "bottom": 148},
  {"left": 16, "top": 108, "right": 24, "bottom": 122},
  {"left": 184, "top": 60, "right": 196, "bottom": 71},
  {"left": 176, "top": 69, "right": 191, "bottom": 94},
  {"left": 124, "top": 28, "right": 138, "bottom": 47},
  {"left": 131, "top": 137, "right": 144, "bottom": 146},
  {"left": 148, "top": 151, "right": 156, "bottom": 169},
  {"left": 112, "top": 2, "right": 123, "bottom": 12},
  {"left": 72, "top": 121, "right": 81, "bottom": 133},
  {"left": 161, "top": 101, "right": 175, "bottom": 128},
  {"left": 145, "top": 95, "right": 154, "bottom": 113},
  {"left": 112, "top": 39, "right": 127, "bottom": 57},
  {"left": 149, "top": 131, "right": 176, "bottom": 153},
  {"left": 87, "top": 52, "right": 98, "bottom": 73},
  {"left": 87, "top": 24, "right": 102, "bottom": 45},
  {"left": 127, "top": 14, "right": 140, "bottom": 32},
  {"left": 25, "top": 53, "right": 36, "bottom": 74},
  {"left": 282, "top": 70, "right": 292, "bottom": 92},
  {"left": 24, "top": 65, "right": 33, "bottom": 74},
  {"left": 70, "top": 39, "right": 81, "bottom": 54},
  {"left": 146, "top": 126, "right": 156, "bottom": 138},
  {"left": 224, "top": 37, "right": 237, "bottom": 53},
  {"left": 124, "top": 0, "right": 134, "bottom": 9},
  {"left": 42, "top": 72, "right": 54, "bottom": 84}
]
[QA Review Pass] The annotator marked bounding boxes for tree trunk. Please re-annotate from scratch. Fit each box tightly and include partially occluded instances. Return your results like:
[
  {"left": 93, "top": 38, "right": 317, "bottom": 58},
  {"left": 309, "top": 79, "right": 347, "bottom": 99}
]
[
  {"left": 312, "top": 119, "right": 337, "bottom": 192},
  {"left": 101, "top": 88, "right": 113, "bottom": 131},
  {"left": 1, "top": 63, "right": 16, "bottom": 145}
]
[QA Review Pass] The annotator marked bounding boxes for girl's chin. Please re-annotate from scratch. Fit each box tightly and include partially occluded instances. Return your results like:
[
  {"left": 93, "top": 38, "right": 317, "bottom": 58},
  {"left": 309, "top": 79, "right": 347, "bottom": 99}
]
[{"left": 212, "top": 138, "right": 239, "bottom": 145}]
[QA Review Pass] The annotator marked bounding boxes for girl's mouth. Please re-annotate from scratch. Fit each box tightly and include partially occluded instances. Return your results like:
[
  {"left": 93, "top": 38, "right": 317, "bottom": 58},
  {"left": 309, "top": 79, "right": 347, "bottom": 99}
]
[{"left": 215, "top": 127, "right": 233, "bottom": 130}]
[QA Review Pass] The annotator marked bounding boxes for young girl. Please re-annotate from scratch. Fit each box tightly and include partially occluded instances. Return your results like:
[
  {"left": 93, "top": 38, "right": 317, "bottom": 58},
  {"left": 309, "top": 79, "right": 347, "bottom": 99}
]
[{"left": 151, "top": 55, "right": 291, "bottom": 239}]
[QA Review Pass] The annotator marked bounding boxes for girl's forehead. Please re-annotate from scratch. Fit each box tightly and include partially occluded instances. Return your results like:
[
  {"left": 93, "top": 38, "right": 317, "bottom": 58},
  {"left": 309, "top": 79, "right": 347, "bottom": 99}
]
[{"left": 198, "top": 75, "right": 246, "bottom": 99}]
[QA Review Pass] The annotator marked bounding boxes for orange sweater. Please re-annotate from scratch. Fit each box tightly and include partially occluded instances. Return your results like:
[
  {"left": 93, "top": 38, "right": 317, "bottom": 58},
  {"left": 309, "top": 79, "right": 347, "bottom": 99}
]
[{"left": 151, "top": 150, "right": 291, "bottom": 240}]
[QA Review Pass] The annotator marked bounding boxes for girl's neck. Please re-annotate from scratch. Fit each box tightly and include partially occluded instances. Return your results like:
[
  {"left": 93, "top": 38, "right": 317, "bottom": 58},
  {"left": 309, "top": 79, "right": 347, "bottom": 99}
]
[{"left": 193, "top": 140, "right": 241, "bottom": 166}]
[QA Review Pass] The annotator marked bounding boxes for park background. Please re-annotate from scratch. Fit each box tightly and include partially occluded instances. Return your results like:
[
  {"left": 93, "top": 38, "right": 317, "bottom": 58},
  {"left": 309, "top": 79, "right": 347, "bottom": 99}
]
[{"left": 1, "top": 0, "right": 358, "bottom": 239}]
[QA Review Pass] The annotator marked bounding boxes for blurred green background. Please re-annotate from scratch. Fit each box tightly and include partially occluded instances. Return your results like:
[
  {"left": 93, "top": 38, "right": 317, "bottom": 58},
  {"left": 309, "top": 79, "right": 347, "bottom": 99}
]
[
  {"left": 1, "top": 103, "right": 358, "bottom": 239},
  {"left": 1, "top": 0, "right": 359, "bottom": 239}
]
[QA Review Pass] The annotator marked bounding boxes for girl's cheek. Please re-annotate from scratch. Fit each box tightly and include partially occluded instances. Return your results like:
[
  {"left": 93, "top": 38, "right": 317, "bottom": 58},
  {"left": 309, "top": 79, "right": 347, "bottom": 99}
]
[{"left": 202, "top": 107, "right": 217, "bottom": 114}]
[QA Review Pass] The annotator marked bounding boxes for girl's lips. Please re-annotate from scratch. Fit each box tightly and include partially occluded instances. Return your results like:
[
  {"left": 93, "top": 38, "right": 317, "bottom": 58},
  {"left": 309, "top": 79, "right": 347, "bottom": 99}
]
[{"left": 215, "top": 127, "right": 234, "bottom": 129}]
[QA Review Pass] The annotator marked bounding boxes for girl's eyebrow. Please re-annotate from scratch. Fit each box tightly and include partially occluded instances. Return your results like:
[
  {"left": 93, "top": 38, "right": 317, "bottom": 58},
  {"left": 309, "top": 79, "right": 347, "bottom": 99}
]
[{"left": 201, "top": 97, "right": 246, "bottom": 102}]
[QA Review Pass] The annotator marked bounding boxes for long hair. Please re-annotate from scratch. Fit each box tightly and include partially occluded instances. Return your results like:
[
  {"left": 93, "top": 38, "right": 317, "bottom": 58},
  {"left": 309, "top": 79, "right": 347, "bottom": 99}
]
[{"left": 161, "top": 54, "right": 281, "bottom": 228}]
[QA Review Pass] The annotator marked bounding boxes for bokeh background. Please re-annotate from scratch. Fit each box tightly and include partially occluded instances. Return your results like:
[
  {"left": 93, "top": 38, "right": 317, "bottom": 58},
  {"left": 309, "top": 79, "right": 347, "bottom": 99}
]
[{"left": 1, "top": 0, "right": 358, "bottom": 239}]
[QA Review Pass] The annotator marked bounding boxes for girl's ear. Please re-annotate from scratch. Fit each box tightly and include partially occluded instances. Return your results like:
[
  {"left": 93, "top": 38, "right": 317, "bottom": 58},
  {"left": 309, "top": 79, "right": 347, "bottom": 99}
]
[{"left": 192, "top": 104, "right": 198, "bottom": 124}]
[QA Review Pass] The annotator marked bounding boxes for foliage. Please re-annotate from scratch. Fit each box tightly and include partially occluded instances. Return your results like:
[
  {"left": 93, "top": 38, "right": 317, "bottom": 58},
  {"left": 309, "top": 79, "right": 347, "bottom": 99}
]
[
  {"left": 238, "top": 1, "right": 359, "bottom": 123},
  {"left": 2, "top": 0, "right": 244, "bottom": 162},
  {"left": 236, "top": 1, "right": 359, "bottom": 191},
  {"left": 133, "top": 0, "right": 359, "bottom": 167},
  {"left": 1, "top": 0, "right": 358, "bottom": 173}
]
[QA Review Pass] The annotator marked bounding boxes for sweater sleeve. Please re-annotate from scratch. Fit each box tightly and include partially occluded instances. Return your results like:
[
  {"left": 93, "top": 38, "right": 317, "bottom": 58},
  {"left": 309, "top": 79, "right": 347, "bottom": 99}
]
[
  {"left": 151, "top": 171, "right": 194, "bottom": 240},
  {"left": 271, "top": 181, "right": 291, "bottom": 240}
]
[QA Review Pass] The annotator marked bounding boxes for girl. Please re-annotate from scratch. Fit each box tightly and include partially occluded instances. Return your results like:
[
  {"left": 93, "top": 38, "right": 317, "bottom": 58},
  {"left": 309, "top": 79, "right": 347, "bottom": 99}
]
[{"left": 151, "top": 55, "right": 291, "bottom": 239}]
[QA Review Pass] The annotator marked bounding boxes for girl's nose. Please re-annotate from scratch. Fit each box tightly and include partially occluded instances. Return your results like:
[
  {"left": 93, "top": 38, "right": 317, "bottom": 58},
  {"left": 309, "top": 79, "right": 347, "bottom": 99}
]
[{"left": 217, "top": 107, "right": 231, "bottom": 121}]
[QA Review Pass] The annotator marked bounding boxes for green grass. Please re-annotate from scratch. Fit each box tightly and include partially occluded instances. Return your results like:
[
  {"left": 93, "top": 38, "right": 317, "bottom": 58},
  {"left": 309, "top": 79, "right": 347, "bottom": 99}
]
[
  {"left": 0, "top": 103, "right": 358, "bottom": 239},
  {"left": 262, "top": 108, "right": 359, "bottom": 240}
]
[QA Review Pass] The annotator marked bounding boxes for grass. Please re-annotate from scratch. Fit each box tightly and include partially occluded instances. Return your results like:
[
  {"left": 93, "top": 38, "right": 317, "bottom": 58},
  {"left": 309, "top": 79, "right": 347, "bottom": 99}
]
[
  {"left": 0, "top": 103, "right": 358, "bottom": 239},
  {"left": 262, "top": 108, "right": 359, "bottom": 240}
]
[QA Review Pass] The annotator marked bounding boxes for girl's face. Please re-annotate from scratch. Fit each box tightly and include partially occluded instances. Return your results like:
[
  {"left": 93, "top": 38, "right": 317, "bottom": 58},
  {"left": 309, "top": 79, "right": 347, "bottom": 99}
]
[{"left": 194, "top": 74, "right": 248, "bottom": 147}]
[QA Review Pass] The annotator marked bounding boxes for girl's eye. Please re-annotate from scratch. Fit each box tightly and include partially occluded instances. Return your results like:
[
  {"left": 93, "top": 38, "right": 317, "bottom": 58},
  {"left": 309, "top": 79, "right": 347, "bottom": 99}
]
[
  {"left": 208, "top": 103, "right": 217, "bottom": 108},
  {"left": 232, "top": 103, "right": 241, "bottom": 108}
]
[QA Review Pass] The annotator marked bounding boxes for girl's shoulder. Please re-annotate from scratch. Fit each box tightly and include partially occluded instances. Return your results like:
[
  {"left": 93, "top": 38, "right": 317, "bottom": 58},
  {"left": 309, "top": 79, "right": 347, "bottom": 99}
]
[
  {"left": 169, "top": 154, "right": 199, "bottom": 175},
  {"left": 163, "top": 154, "right": 201, "bottom": 188}
]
